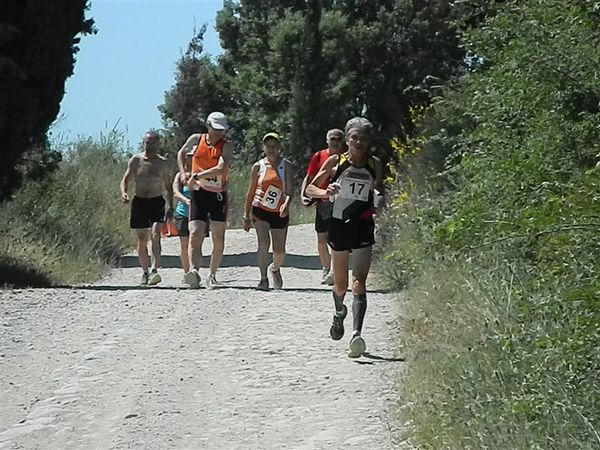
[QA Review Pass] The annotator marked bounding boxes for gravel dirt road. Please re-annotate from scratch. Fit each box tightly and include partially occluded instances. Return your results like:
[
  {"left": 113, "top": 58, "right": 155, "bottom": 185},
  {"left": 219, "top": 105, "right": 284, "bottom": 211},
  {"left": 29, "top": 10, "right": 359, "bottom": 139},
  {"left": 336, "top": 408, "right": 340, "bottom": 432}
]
[{"left": 1, "top": 224, "right": 406, "bottom": 449}]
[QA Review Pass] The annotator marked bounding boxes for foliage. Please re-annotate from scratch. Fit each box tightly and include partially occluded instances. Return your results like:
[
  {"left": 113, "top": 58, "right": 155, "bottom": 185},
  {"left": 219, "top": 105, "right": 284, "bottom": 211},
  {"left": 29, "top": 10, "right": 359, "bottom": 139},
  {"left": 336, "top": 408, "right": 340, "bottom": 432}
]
[
  {"left": 0, "top": 0, "right": 95, "bottom": 201},
  {"left": 160, "top": 0, "right": 464, "bottom": 169},
  {"left": 0, "top": 133, "right": 131, "bottom": 286},
  {"left": 378, "top": 0, "right": 600, "bottom": 447}
]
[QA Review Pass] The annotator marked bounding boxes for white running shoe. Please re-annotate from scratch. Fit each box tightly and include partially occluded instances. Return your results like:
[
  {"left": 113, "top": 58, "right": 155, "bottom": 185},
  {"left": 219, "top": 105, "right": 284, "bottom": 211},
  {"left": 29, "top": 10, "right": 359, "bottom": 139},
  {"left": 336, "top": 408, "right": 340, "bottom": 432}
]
[
  {"left": 321, "top": 268, "right": 334, "bottom": 286},
  {"left": 205, "top": 273, "right": 218, "bottom": 289},
  {"left": 320, "top": 268, "right": 329, "bottom": 284},
  {"left": 184, "top": 269, "right": 201, "bottom": 289},
  {"left": 148, "top": 270, "right": 162, "bottom": 286},
  {"left": 348, "top": 333, "right": 366, "bottom": 358},
  {"left": 270, "top": 265, "right": 283, "bottom": 289}
]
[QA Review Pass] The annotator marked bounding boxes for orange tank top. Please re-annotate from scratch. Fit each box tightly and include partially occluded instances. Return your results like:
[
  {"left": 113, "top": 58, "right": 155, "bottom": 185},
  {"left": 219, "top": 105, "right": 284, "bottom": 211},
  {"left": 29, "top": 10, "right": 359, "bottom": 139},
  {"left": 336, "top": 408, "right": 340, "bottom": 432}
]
[
  {"left": 191, "top": 134, "right": 228, "bottom": 192},
  {"left": 252, "top": 158, "right": 287, "bottom": 212}
]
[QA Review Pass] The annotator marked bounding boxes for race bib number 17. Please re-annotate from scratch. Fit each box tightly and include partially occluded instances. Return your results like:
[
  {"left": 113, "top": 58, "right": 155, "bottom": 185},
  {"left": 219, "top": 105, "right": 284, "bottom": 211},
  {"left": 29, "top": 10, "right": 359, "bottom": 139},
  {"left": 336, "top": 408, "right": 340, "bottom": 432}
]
[{"left": 340, "top": 177, "right": 371, "bottom": 202}]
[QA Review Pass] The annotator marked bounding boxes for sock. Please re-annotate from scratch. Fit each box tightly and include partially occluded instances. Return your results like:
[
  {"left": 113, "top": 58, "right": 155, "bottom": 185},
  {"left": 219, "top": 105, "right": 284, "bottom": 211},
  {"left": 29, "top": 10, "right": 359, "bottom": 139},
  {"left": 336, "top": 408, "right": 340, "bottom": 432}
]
[
  {"left": 352, "top": 293, "right": 367, "bottom": 334},
  {"left": 333, "top": 292, "right": 345, "bottom": 315}
]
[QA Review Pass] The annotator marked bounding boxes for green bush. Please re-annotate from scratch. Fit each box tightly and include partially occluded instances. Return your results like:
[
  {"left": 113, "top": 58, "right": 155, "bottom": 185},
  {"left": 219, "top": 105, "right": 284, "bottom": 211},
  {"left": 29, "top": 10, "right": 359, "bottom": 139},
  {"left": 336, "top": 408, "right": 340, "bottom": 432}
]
[
  {"left": 0, "top": 133, "right": 131, "bottom": 286},
  {"left": 379, "top": 0, "right": 600, "bottom": 447}
]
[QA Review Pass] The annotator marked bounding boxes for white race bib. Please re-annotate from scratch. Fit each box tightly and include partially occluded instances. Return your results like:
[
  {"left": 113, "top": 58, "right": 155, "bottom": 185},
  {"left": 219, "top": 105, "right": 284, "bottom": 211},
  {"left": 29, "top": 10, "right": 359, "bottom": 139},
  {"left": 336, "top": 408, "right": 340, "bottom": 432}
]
[
  {"left": 340, "top": 176, "right": 371, "bottom": 202},
  {"left": 200, "top": 174, "right": 223, "bottom": 189},
  {"left": 261, "top": 185, "right": 283, "bottom": 210}
]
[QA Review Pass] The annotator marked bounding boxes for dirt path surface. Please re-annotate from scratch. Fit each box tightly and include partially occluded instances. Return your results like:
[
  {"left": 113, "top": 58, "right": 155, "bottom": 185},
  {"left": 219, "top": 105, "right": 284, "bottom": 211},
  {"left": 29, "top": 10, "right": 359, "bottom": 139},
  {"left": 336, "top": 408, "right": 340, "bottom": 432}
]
[{"left": 1, "top": 224, "right": 406, "bottom": 449}]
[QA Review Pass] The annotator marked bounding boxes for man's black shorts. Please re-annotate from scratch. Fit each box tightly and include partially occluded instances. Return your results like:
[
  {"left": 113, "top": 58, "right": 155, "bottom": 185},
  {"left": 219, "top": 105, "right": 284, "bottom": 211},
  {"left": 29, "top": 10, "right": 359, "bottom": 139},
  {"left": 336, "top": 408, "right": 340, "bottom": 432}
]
[
  {"left": 252, "top": 206, "right": 289, "bottom": 229},
  {"left": 173, "top": 213, "right": 189, "bottom": 237},
  {"left": 315, "top": 200, "right": 332, "bottom": 233},
  {"left": 190, "top": 188, "right": 228, "bottom": 222},
  {"left": 328, "top": 217, "right": 375, "bottom": 252},
  {"left": 130, "top": 196, "right": 165, "bottom": 229}
]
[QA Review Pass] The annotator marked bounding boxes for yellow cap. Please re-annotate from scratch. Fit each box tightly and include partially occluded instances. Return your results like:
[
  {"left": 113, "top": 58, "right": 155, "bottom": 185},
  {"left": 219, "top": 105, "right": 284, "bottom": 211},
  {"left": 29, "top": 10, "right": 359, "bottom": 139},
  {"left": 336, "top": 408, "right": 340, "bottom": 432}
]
[{"left": 262, "top": 132, "right": 281, "bottom": 142}]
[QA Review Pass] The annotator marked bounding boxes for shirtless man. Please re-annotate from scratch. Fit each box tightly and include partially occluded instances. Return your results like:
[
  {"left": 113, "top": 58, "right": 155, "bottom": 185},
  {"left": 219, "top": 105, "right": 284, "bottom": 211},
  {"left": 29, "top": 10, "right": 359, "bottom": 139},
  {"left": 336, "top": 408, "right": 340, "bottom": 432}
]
[
  {"left": 176, "top": 112, "right": 234, "bottom": 289},
  {"left": 120, "top": 131, "right": 174, "bottom": 285}
]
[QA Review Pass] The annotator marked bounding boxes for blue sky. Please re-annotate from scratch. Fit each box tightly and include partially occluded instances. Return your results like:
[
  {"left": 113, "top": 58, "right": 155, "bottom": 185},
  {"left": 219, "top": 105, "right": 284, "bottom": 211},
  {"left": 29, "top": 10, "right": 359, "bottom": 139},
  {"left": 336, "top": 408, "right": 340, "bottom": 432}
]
[{"left": 52, "top": 0, "right": 224, "bottom": 149}]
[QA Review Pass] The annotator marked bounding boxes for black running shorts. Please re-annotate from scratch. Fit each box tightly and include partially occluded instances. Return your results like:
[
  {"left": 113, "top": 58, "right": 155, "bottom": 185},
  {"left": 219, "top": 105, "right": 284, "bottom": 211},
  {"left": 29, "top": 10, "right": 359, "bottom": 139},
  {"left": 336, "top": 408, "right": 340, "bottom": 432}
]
[
  {"left": 252, "top": 206, "right": 289, "bottom": 229},
  {"left": 328, "top": 217, "right": 375, "bottom": 252},
  {"left": 130, "top": 196, "right": 166, "bottom": 229},
  {"left": 315, "top": 200, "right": 333, "bottom": 233},
  {"left": 190, "top": 188, "right": 228, "bottom": 222},
  {"left": 173, "top": 213, "right": 190, "bottom": 237}
]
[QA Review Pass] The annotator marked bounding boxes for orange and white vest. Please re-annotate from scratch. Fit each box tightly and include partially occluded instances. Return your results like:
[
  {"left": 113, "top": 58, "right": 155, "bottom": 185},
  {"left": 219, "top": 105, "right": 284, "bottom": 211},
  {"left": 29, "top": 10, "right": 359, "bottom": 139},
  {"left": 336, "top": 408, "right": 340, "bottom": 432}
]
[
  {"left": 252, "top": 157, "right": 288, "bottom": 212},
  {"left": 191, "top": 134, "right": 228, "bottom": 192}
]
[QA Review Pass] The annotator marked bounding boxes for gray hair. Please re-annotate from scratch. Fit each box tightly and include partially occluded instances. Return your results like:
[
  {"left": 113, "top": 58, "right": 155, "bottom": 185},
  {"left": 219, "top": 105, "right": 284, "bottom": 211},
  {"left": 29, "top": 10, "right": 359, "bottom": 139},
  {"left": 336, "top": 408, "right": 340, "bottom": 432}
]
[{"left": 344, "top": 117, "right": 373, "bottom": 135}]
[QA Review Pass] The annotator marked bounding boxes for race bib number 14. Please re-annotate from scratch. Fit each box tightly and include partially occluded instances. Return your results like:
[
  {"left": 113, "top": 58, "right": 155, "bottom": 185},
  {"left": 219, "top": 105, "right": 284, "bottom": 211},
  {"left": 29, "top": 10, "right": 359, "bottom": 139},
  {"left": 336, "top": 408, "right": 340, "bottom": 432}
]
[{"left": 200, "top": 175, "right": 222, "bottom": 189}]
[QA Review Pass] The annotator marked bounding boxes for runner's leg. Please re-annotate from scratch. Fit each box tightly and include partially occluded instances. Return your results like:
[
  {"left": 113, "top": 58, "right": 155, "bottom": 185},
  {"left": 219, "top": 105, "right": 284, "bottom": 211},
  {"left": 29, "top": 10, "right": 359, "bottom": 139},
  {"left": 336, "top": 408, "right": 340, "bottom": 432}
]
[
  {"left": 188, "top": 219, "right": 207, "bottom": 270},
  {"left": 329, "top": 249, "right": 350, "bottom": 339},
  {"left": 254, "top": 219, "right": 271, "bottom": 280},
  {"left": 179, "top": 236, "right": 190, "bottom": 273},
  {"left": 350, "top": 245, "right": 372, "bottom": 335},
  {"left": 332, "top": 249, "right": 350, "bottom": 299},
  {"left": 209, "top": 220, "right": 226, "bottom": 275},
  {"left": 271, "top": 226, "right": 287, "bottom": 271},
  {"left": 136, "top": 228, "right": 150, "bottom": 274},
  {"left": 150, "top": 222, "right": 162, "bottom": 270},
  {"left": 317, "top": 231, "right": 331, "bottom": 270}
]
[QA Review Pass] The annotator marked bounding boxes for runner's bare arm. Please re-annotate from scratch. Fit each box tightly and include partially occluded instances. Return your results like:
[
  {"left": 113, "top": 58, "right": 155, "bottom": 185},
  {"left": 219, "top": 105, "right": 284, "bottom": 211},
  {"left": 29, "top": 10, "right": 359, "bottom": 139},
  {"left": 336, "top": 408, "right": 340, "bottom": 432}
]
[
  {"left": 172, "top": 172, "right": 189, "bottom": 207},
  {"left": 305, "top": 155, "right": 339, "bottom": 199},
  {"left": 176, "top": 134, "right": 200, "bottom": 181},
  {"left": 119, "top": 155, "right": 138, "bottom": 204},
  {"left": 161, "top": 161, "right": 174, "bottom": 214},
  {"left": 193, "top": 141, "right": 233, "bottom": 179},
  {"left": 279, "top": 160, "right": 294, "bottom": 217},
  {"left": 303, "top": 151, "right": 320, "bottom": 189},
  {"left": 243, "top": 163, "right": 260, "bottom": 231}
]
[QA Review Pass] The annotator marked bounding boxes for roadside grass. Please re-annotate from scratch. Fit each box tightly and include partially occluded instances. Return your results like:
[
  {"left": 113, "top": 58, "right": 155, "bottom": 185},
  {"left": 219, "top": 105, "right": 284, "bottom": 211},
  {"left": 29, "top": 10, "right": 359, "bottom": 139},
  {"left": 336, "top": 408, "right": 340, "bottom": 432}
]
[
  {"left": 0, "top": 134, "right": 132, "bottom": 287},
  {"left": 378, "top": 199, "right": 600, "bottom": 449}
]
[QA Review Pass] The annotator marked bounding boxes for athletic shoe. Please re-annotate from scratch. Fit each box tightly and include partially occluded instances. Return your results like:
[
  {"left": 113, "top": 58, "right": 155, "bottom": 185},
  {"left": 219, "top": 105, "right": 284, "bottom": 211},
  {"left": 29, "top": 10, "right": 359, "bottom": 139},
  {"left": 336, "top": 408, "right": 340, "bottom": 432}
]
[
  {"left": 140, "top": 272, "right": 149, "bottom": 286},
  {"left": 325, "top": 270, "right": 334, "bottom": 286},
  {"left": 329, "top": 304, "right": 347, "bottom": 340},
  {"left": 348, "top": 333, "right": 366, "bottom": 358},
  {"left": 320, "top": 268, "right": 329, "bottom": 285},
  {"left": 320, "top": 268, "right": 334, "bottom": 286},
  {"left": 270, "top": 265, "right": 283, "bottom": 289},
  {"left": 205, "top": 273, "right": 218, "bottom": 289},
  {"left": 257, "top": 277, "right": 269, "bottom": 291},
  {"left": 184, "top": 269, "right": 201, "bottom": 289},
  {"left": 148, "top": 269, "right": 162, "bottom": 286}
]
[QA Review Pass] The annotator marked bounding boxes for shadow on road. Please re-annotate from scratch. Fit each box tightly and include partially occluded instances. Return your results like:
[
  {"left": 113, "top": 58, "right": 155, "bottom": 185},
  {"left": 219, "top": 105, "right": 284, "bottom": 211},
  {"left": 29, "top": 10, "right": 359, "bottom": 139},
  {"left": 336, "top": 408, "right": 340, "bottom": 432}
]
[
  {"left": 354, "top": 352, "right": 405, "bottom": 364},
  {"left": 118, "top": 253, "right": 322, "bottom": 270},
  {"left": 63, "top": 285, "right": 328, "bottom": 293},
  {"left": 49, "top": 284, "right": 391, "bottom": 294}
]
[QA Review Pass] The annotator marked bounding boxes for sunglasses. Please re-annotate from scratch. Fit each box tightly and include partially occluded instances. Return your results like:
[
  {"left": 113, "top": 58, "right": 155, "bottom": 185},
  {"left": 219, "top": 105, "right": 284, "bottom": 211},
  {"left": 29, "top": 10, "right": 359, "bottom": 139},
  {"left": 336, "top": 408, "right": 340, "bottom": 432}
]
[{"left": 328, "top": 136, "right": 343, "bottom": 141}]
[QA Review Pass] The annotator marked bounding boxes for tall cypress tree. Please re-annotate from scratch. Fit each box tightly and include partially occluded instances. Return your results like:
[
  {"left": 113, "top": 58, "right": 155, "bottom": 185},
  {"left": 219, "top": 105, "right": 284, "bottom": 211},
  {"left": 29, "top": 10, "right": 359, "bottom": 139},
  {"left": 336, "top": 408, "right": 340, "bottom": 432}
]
[{"left": 0, "top": 0, "right": 94, "bottom": 200}]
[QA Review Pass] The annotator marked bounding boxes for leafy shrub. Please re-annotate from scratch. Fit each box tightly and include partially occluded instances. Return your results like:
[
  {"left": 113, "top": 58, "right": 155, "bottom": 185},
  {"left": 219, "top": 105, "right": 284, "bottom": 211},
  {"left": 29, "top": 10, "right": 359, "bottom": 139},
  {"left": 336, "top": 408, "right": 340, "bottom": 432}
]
[
  {"left": 0, "top": 133, "right": 131, "bottom": 286},
  {"left": 379, "top": 0, "right": 600, "bottom": 447}
]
